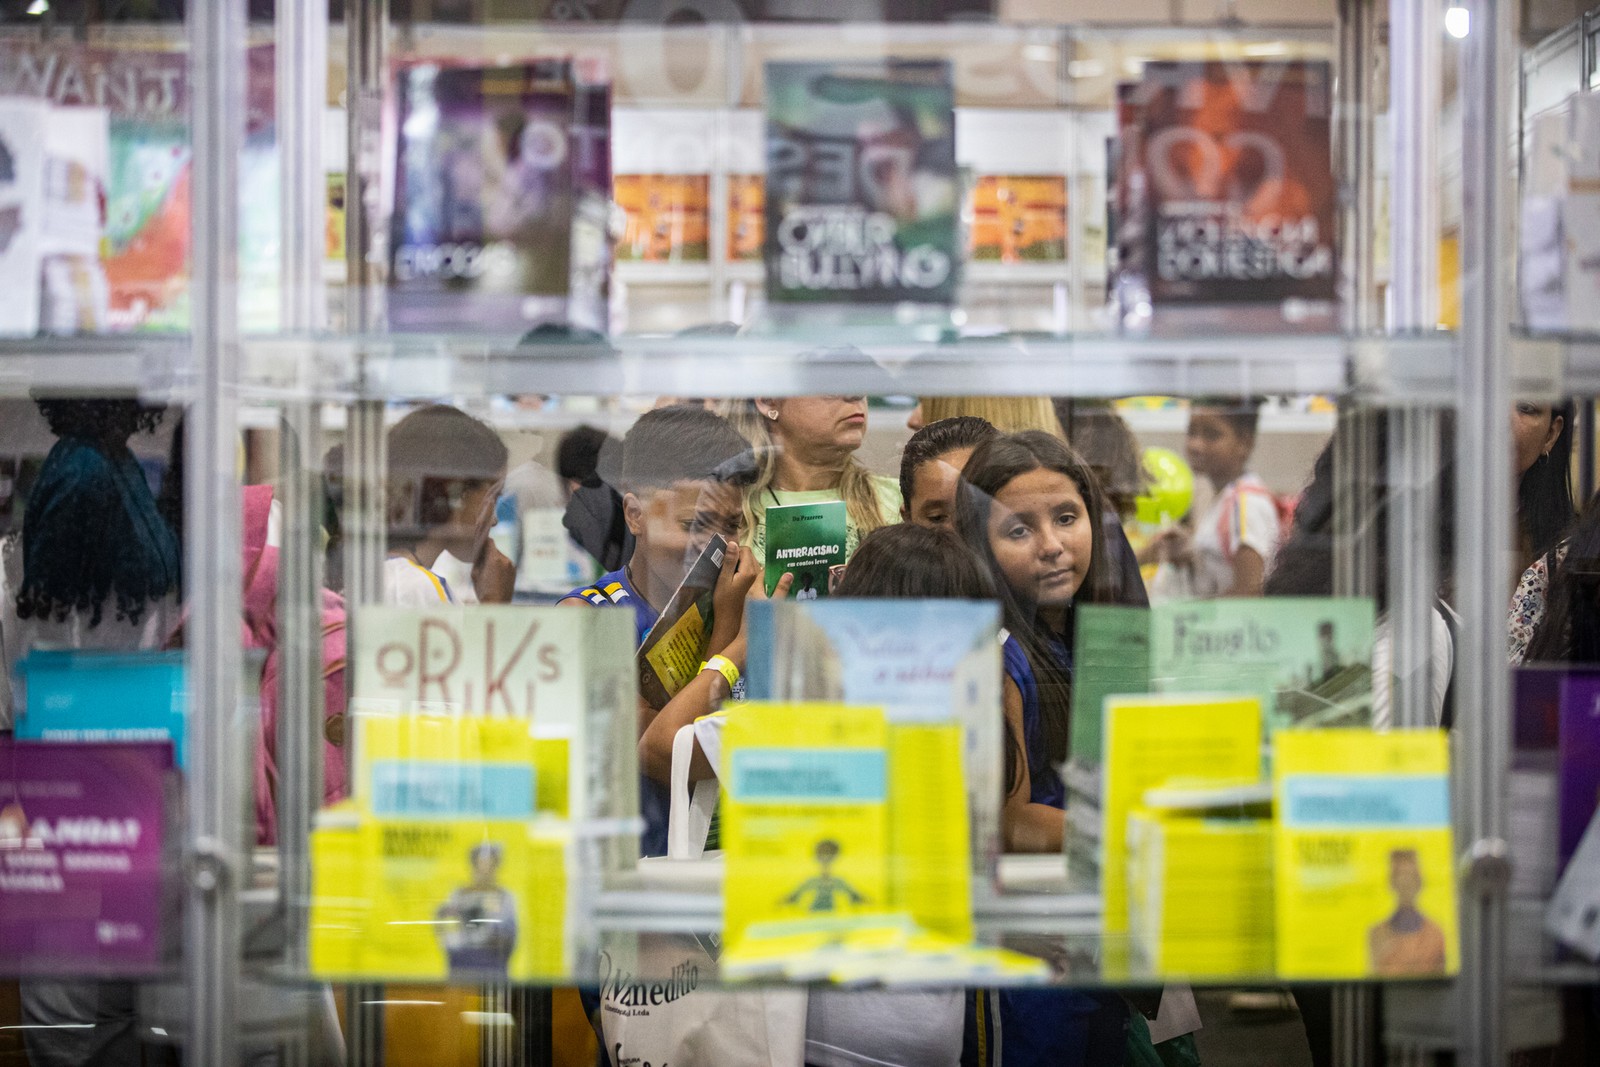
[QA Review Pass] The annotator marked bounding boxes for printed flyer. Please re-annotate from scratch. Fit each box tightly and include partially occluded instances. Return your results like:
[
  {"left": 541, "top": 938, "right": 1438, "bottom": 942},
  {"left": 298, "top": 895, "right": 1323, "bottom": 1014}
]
[
  {"left": 763, "top": 500, "right": 847, "bottom": 599},
  {"left": 1274, "top": 729, "right": 1458, "bottom": 979},
  {"left": 764, "top": 60, "right": 959, "bottom": 304},
  {"left": 720, "top": 702, "right": 889, "bottom": 950},
  {"left": 0, "top": 740, "right": 172, "bottom": 974}
]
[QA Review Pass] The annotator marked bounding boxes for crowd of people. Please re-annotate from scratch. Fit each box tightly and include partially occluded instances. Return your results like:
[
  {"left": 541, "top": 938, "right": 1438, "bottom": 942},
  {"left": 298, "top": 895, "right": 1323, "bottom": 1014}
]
[{"left": 2, "top": 387, "right": 1593, "bottom": 1067}]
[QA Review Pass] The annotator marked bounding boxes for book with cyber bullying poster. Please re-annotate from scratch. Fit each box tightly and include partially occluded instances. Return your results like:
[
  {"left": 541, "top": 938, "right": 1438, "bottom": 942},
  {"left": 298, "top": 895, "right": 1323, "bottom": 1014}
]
[
  {"left": 745, "top": 598, "right": 1004, "bottom": 939},
  {"left": 763, "top": 60, "right": 959, "bottom": 305},
  {"left": 1273, "top": 729, "right": 1458, "bottom": 980},
  {"left": 719, "top": 702, "right": 890, "bottom": 952},
  {"left": 763, "top": 499, "right": 846, "bottom": 599},
  {"left": 636, "top": 534, "right": 728, "bottom": 710}
]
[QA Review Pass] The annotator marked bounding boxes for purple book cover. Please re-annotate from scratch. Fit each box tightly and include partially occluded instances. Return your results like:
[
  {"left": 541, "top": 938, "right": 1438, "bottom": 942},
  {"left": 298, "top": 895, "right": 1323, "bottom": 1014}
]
[
  {"left": 1559, "top": 671, "right": 1600, "bottom": 866},
  {"left": 0, "top": 740, "right": 172, "bottom": 974},
  {"left": 391, "top": 60, "right": 612, "bottom": 332}
]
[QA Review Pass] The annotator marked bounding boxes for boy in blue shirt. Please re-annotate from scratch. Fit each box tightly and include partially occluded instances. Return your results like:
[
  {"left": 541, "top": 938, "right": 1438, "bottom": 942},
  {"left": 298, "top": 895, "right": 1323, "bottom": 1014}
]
[{"left": 559, "top": 404, "right": 769, "bottom": 857}]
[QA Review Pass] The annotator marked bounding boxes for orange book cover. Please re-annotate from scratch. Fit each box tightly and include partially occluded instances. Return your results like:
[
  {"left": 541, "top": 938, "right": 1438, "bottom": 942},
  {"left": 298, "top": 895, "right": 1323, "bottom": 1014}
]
[
  {"left": 971, "top": 175, "right": 1066, "bottom": 263},
  {"left": 614, "top": 174, "right": 709, "bottom": 262},
  {"left": 727, "top": 174, "right": 764, "bottom": 262}
]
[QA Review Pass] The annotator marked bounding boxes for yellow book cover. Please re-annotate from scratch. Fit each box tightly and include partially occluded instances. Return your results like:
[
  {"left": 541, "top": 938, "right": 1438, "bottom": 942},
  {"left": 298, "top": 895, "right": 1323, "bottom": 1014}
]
[
  {"left": 887, "top": 722, "right": 972, "bottom": 941},
  {"left": 356, "top": 712, "right": 539, "bottom": 819},
  {"left": 1273, "top": 729, "right": 1457, "bottom": 979},
  {"left": 308, "top": 806, "right": 367, "bottom": 977},
  {"left": 1127, "top": 809, "right": 1273, "bottom": 979},
  {"left": 341, "top": 817, "right": 570, "bottom": 982},
  {"left": 719, "top": 702, "right": 889, "bottom": 951},
  {"left": 1101, "top": 695, "right": 1262, "bottom": 940}
]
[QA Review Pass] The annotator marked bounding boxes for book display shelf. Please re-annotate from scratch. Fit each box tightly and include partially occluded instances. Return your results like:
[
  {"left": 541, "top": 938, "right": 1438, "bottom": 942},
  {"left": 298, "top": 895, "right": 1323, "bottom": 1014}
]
[{"left": 0, "top": 0, "right": 1589, "bottom": 1065}]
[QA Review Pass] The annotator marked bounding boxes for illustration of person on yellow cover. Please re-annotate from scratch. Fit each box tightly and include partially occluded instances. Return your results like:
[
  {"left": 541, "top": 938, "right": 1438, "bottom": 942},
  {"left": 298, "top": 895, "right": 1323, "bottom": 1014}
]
[
  {"left": 436, "top": 842, "right": 519, "bottom": 978},
  {"left": 1368, "top": 849, "right": 1447, "bottom": 976},
  {"left": 783, "top": 839, "right": 866, "bottom": 913}
]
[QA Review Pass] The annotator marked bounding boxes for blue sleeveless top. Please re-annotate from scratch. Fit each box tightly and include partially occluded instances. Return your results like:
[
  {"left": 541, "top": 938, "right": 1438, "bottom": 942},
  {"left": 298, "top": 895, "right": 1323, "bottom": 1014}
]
[{"left": 1001, "top": 633, "right": 1068, "bottom": 810}]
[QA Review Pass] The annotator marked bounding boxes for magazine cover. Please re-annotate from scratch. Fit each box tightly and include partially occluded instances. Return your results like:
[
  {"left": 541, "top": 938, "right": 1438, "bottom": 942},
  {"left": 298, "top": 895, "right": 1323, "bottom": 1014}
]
[
  {"left": 970, "top": 175, "right": 1066, "bottom": 263},
  {"left": 728, "top": 174, "right": 765, "bottom": 261},
  {"left": 0, "top": 740, "right": 173, "bottom": 975},
  {"left": 637, "top": 534, "right": 728, "bottom": 709},
  {"left": 763, "top": 499, "right": 847, "bottom": 598},
  {"left": 719, "top": 702, "right": 889, "bottom": 950},
  {"left": 1129, "top": 60, "right": 1335, "bottom": 330},
  {"left": 764, "top": 60, "right": 959, "bottom": 304},
  {"left": 390, "top": 60, "right": 611, "bottom": 332},
  {"left": 1274, "top": 729, "right": 1458, "bottom": 979},
  {"left": 615, "top": 174, "right": 709, "bottom": 262}
]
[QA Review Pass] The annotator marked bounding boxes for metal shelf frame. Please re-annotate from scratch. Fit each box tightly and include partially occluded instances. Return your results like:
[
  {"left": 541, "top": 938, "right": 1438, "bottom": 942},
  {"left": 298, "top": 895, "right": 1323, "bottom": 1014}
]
[{"left": 0, "top": 0, "right": 1549, "bottom": 1064}]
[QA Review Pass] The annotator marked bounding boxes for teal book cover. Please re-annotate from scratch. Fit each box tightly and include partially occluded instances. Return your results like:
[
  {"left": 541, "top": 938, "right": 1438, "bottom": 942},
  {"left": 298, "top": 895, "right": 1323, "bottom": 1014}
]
[
  {"left": 1071, "top": 597, "right": 1377, "bottom": 768},
  {"left": 764, "top": 500, "right": 847, "bottom": 598},
  {"left": 763, "top": 59, "right": 960, "bottom": 305}
]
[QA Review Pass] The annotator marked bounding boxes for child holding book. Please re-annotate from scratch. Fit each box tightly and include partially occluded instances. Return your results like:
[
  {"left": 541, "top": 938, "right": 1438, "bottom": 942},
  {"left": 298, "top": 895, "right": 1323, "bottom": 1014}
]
[
  {"left": 558, "top": 404, "right": 775, "bottom": 858},
  {"left": 1145, "top": 398, "right": 1280, "bottom": 600}
]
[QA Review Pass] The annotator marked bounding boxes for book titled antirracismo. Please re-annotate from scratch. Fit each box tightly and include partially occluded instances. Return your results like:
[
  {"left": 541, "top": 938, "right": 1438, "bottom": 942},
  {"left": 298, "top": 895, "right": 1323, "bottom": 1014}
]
[{"left": 763, "top": 500, "right": 847, "bottom": 599}]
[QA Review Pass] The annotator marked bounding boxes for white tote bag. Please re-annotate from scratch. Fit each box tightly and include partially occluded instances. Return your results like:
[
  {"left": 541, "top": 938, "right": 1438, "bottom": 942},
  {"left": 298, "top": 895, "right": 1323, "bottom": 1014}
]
[{"left": 602, "top": 723, "right": 806, "bottom": 1067}]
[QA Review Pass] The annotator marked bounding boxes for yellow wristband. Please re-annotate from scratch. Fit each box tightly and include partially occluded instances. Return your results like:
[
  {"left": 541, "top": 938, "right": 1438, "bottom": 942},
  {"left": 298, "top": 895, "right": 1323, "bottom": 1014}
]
[{"left": 701, "top": 655, "right": 740, "bottom": 691}]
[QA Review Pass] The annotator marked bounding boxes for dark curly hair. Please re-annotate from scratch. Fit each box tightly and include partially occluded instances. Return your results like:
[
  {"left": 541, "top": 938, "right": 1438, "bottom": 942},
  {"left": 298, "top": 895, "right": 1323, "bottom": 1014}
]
[{"left": 18, "top": 398, "right": 178, "bottom": 627}]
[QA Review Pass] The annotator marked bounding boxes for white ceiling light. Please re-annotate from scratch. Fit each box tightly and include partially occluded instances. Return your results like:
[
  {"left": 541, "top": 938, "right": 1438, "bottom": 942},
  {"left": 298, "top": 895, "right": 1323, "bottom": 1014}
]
[{"left": 1445, "top": 6, "right": 1470, "bottom": 38}]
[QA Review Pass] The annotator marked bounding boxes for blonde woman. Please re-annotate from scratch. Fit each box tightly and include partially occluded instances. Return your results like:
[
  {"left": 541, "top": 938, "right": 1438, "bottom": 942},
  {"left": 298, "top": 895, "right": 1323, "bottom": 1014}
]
[
  {"left": 715, "top": 397, "right": 900, "bottom": 565},
  {"left": 907, "top": 395, "right": 1064, "bottom": 436}
]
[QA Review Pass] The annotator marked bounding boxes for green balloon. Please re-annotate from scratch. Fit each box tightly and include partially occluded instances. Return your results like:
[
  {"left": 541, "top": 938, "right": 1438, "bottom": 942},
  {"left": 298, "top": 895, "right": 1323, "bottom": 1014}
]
[{"left": 1136, "top": 447, "right": 1194, "bottom": 525}]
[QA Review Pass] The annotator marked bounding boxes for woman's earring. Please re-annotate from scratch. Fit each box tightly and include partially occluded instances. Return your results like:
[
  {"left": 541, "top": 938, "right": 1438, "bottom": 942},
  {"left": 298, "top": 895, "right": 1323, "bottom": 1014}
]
[{"left": 766, "top": 409, "right": 779, "bottom": 420}]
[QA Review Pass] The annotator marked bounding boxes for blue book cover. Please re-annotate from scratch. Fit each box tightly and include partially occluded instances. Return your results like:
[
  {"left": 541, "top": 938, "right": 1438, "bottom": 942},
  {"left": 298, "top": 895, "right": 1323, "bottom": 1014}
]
[{"left": 16, "top": 650, "right": 185, "bottom": 766}]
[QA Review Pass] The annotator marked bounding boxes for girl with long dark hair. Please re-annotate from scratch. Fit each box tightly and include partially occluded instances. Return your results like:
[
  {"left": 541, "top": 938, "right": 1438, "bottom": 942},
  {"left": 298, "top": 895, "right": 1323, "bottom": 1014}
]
[{"left": 955, "top": 430, "right": 1115, "bottom": 853}]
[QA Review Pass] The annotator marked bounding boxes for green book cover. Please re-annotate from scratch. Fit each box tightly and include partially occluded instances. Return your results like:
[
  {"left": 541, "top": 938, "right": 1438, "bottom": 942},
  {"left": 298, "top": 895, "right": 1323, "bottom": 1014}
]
[
  {"left": 1070, "top": 597, "right": 1377, "bottom": 769},
  {"left": 764, "top": 500, "right": 847, "bottom": 598}
]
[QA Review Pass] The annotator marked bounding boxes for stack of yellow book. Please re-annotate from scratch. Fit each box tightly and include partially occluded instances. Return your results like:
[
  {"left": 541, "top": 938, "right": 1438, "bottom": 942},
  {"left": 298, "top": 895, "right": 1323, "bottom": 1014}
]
[{"left": 1126, "top": 808, "right": 1274, "bottom": 978}]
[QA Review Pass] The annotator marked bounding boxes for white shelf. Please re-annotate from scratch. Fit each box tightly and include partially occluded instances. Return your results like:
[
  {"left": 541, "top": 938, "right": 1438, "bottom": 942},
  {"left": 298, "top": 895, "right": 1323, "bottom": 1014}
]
[
  {"left": 0, "top": 336, "right": 191, "bottom": 402},
  {"left": 243, "top": 330, "right": 1457, "bottom": 403}
]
